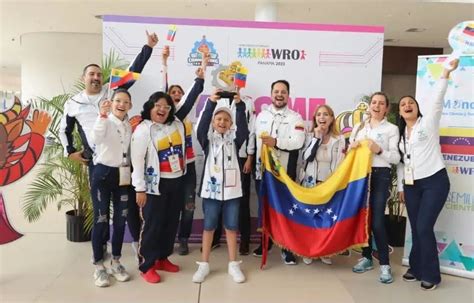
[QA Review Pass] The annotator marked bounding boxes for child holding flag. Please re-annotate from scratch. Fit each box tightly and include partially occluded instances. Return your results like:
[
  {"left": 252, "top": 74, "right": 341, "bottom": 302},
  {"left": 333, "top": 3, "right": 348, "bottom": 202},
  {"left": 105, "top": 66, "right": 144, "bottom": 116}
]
[{"left": 89, "top": 88, "right": 133, "bottom": 287}]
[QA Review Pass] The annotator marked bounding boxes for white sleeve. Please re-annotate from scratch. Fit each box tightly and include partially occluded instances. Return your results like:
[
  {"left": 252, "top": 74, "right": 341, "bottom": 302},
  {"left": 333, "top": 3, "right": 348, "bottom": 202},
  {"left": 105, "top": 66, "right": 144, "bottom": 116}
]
[
  {"left": 424, "top": 78, "right": 448, "bottom": 130},
  {"left": 379, "top": 125, "right": 401, "bottom": 165},
  {"left": 275, "top": 114, "right": 306, "bottom": 151},
  {"left": 396, "top": 162, "right": 404, "bottom": 192},
  {"left": 131, "top": 123, "right": 150, "bottom": 192},
  {"left": 90, "top": 117, "right": 108, "bottom": 145}
]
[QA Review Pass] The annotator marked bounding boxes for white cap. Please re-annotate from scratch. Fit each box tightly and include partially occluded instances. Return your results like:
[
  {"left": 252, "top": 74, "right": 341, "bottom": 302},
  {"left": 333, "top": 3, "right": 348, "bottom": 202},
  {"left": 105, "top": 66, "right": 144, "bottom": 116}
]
[{"left": 213, "top": 104, "right": 233, "bottom": 121}]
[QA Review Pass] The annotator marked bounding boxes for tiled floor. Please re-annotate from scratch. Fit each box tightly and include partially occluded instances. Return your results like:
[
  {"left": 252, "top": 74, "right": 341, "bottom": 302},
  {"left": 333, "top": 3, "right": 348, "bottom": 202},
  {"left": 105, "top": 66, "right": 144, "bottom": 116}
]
[{"left": 1, "top": 233, "right": 473, "bottom": 303}]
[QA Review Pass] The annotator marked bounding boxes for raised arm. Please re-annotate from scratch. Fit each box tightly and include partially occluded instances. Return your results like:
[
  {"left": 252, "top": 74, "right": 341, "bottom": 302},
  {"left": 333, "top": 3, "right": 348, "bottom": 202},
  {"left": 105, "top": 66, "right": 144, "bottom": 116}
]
[
  {"left": 196, "top": 97, "right": 217, "bottom": 151},
  {"left": 175, "top": 53, "right": 209, "bottom": 119},
  {"left": 120, "top": 31, "right": 158, "bottom": 90},
  {"left": 233, "top": 94, "right": 250, "bottom": 150},
  {"left": 424, "top": 59, "right": 459, "bottom": 128}
]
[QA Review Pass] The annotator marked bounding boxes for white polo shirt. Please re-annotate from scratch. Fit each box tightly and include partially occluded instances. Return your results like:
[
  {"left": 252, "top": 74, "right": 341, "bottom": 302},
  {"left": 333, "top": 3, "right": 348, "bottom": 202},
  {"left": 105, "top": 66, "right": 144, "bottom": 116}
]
[
  {"left": 349, "top": 118, "right": 400, "bottom": 168},
  {"left": 90, "top": 114, "right": 132, "bottom": 167},
  {"left": 397, "top": 79, "right": 448, "bottom": 191}
]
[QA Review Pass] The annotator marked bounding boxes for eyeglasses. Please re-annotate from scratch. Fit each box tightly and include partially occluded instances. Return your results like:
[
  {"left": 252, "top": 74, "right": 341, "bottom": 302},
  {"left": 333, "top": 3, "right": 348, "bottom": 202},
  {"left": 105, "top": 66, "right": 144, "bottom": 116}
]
[{"left": 155, "top": 104, "right": 172, "bottom": 111}]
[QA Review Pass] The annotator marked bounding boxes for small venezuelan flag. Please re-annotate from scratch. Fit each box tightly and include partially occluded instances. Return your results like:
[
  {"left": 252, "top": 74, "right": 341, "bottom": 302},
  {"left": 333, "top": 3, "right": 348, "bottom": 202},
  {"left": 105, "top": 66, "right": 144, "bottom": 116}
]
[
  {"left": 109, "top": 69, "right": 140, "bottom": 90},
  {"left": 167, "top": 25, "right": 177, "bottom": 42},
  {"left": 234, "top": 66, "right": 248, "bottom": 88}
]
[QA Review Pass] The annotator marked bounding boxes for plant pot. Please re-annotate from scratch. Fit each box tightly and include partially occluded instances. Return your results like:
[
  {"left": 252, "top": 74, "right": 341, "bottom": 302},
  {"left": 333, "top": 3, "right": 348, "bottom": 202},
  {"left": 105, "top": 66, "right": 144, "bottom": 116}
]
[
  {"left": 66, "top": 210, "right": 91, "bottom": 242},
  {"left": 385, "top": 215, "right": 406, "bottom": 247}
]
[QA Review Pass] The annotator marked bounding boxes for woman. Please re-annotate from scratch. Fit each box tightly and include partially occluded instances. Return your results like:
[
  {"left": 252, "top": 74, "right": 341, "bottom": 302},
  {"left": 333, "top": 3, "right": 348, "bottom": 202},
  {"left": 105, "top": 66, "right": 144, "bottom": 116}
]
[
  {"left": 397, "top": 59, "right": 458, "bottom": 290},
  {"left": 300, "top": 105, "right": 345, "bottom": 265},
  {"left": 349, "top": 92, "right": 400, "bottom": 284},
  {"left": 131, "top": 67, "right": 204, "bottom": 284}
]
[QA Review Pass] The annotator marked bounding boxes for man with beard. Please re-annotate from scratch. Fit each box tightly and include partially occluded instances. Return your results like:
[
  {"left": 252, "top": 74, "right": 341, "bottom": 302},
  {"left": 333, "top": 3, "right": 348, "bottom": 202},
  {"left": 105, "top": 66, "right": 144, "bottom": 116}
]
[
  {"left": 59, "top": 30, "right": 158, "bottom": 259},
  {"left": 251, "top": 80, "right": 306, "bottom": 265}
]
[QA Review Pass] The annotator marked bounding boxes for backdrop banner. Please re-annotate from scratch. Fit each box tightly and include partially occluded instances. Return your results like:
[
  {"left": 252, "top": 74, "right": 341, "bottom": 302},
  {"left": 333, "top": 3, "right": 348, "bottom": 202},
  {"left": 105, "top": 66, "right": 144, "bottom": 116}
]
[{"left": 103, "top": 15, "right": 384, "bottom": 242}]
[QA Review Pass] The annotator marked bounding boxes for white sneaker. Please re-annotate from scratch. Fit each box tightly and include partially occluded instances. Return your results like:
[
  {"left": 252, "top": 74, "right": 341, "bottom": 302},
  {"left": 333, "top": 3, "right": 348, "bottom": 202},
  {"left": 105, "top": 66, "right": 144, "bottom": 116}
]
[
  {"left": 320, "top": 257, "right": 333, "bottom": 265},
  {"left": 192, "top": 262, "right": 210, "bottom": 283},
  {"left": 93, "top": 268, "right": 110, "bottom": 287},
  {"left": 228, "top": 261, "right": 246, "bottom": 283},
  {"left": 110, "top": 261, "right": 130, "bottom": 282},
  {"left": 302, "top": 257, "right": 313, "bottom": 265}
]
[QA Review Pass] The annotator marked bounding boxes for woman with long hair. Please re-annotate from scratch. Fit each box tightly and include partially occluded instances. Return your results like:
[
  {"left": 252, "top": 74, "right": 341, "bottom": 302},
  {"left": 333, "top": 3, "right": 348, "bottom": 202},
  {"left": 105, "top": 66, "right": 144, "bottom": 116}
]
[{"left": 397, "top": 59, "right": 458, "bottom": 290}]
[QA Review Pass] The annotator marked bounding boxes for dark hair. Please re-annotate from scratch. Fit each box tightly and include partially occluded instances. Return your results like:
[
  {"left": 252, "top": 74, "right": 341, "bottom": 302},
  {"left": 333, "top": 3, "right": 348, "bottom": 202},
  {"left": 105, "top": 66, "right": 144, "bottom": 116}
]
[
  {"left": 397, "top": 95, "right": 423, "bottom": 162},
  {"left": 82, "top": 63, "right": 101, "bottom": 76},
  {"left": 168, "top": 85, "right": 185, "bottom": 95},
  {"left": 111, "top": 88, "right": 131, "bottom": 101},
  {"left": 271, "top": 80, "right": 290, "bottom": 94},
  {"left": 140, "top": 91, "right": 175, "bottom": 124}
]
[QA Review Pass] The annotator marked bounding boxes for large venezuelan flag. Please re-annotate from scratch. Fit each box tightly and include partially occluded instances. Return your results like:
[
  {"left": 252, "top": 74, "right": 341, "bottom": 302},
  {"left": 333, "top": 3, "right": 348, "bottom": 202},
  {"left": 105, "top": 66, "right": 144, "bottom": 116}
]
[{"left": 260, "top": 142, "right": 372, "bottom": 266}]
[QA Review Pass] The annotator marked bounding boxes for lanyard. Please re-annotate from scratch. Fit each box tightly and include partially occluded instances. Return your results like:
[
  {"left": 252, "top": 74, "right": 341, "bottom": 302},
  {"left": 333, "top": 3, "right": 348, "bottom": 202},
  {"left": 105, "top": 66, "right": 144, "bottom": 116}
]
[{"left": 212, "top": 138, "right": 232, "bottom": 166}]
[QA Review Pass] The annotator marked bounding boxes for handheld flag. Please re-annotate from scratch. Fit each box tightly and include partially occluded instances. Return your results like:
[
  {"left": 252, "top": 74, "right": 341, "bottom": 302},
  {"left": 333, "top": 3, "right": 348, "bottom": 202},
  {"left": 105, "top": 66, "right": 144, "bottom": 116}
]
[
  {"left": 234, "top": 66, "right": 248, "bottom": 88},
  {"left": 259, "top": 142, "right": 372, "bottom": 267},
  {"left": 109, "top": 69, "right": 140, "bottom": 90},
  {"left": 167, "top": 25, "right": 177, "bottom": 42}
]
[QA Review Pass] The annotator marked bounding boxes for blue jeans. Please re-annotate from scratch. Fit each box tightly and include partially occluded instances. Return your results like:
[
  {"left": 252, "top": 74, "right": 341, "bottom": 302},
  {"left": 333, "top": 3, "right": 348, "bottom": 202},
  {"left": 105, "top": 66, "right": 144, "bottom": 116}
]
[
  {"left": 362, "top": 167, "right": 391, "bottom": 265},
  {"left": 202, "top": 198, "right": 240, "bottom": 231},
  {"left": 404, "top": 168, "right": 449, "bottom": 285},
  {"left": 90, "top": 164, "right": 129, "bottom": 263},
  {"left": 177, "top": 163, "right": 196, "bottom": 240}
]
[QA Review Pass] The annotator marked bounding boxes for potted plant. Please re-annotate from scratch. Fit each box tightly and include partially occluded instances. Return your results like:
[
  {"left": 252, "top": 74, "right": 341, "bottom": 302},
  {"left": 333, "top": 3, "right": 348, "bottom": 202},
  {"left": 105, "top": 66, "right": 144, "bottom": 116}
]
[
  {"left": 21, "top": 50, "right": 129, "bottom": 242},
  {"left": 21, "top": 94, "right": 94, "bottom": 242}
]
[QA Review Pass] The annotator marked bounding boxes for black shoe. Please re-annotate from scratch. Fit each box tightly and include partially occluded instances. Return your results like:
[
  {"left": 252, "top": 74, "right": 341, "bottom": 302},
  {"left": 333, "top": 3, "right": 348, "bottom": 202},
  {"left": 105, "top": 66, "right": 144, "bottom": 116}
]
[
  {"left": 402, "top": 270, "right": 417, "bottom": 282},
  {"left": 421, "top": 281, "right": 437, "bottom": 290},
  {"left": 239, "top": 241, "right": 249, "bottom": 255},
  {"left": 281, "top": 250, "right": 297, "bottom": 265},
  {"left": 177, "top": 239, "right": 189, "bottom": 255},
  {"left": 252, "top": 242, "right": 273, "bottom": 257}
]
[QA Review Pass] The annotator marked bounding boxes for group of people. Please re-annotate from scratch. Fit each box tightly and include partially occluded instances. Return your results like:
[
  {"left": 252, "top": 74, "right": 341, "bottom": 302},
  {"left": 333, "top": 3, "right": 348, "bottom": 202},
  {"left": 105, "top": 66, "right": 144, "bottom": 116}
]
[{"left": 58, "top": 31, "right": 459, "bottom": 291}]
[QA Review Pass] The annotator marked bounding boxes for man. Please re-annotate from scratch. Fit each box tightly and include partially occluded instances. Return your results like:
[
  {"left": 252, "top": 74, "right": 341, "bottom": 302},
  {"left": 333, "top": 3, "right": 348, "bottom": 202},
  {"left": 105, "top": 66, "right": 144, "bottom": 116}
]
[
  {"left": 251, "top": 80, "right": 306, "bottom": 265},
  {"left": 59, "top": 31, "right": 158, "bottom": 164},
  {"left": 59, "top": 31, "right": 159, "bottom": 262}
]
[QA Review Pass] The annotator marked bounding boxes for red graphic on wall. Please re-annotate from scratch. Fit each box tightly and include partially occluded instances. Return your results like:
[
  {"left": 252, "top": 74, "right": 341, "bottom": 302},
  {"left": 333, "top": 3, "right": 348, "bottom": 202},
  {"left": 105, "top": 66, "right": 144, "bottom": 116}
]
[{"left": 0, "top": 95, "right": 51, "bottom": 244}]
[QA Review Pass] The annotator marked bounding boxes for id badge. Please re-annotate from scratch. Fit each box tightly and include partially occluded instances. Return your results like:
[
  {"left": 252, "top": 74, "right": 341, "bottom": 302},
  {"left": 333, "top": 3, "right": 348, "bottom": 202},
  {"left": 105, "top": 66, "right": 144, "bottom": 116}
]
[
  {"left": 168, "top": 154, "right": 182, "bottom": 173},
  {"left": 224, "top": 168, "right": 237, "bottom": 187},
  {"left": 119, "top": 166, "right": 131, "bottom": 186},
  {"left": 404, "top": 165, "right": 414, "bottom": 185}
]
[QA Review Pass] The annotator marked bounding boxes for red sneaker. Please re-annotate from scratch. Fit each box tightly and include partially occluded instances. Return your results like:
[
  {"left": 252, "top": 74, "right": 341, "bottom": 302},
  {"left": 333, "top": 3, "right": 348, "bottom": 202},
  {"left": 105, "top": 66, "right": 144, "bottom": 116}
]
[
  {"left": 140, "top": 268, "right": 161, "bottom": 283},
  {"left": 155, "top": 258, "right": 180, "bottom": 272}
]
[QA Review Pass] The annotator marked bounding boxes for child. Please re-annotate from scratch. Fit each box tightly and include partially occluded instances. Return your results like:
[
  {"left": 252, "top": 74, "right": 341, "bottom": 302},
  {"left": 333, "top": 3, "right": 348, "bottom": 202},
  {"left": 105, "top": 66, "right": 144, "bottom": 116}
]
[
  {"left": 193, "top": 89, "right": 249, "bottom": 283},
  {"left": 89, "top": 88, "right": 133, "bottom": 287}
]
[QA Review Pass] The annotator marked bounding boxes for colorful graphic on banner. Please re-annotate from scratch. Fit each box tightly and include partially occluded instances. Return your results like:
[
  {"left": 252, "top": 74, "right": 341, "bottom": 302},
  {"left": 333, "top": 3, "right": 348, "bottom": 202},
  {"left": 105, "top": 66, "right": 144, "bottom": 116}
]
[
  {"left": 0, "top": 92, "right": 52, "bottom": 244},
  {"left": 404, "top": 55, "right": 474, "bottom": 279}
]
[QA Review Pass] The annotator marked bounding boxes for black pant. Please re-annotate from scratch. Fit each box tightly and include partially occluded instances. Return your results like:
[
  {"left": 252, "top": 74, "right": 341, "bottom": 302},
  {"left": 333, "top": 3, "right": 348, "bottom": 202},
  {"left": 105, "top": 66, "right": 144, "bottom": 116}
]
[
  {"left": 177, "top": 163, "right": 196, "bottom": 240},
  {"left": 362, "top": 167, "right": 391, "bottom": 265},
  {"left": 404, "top": 168, "right": 450, "bottom": 284},
  {"left": 138, "top": 177, "right": 183, "bottom": 273},
  {"left": 127, "top": 186, "right": 141, "bottom": 242}
]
